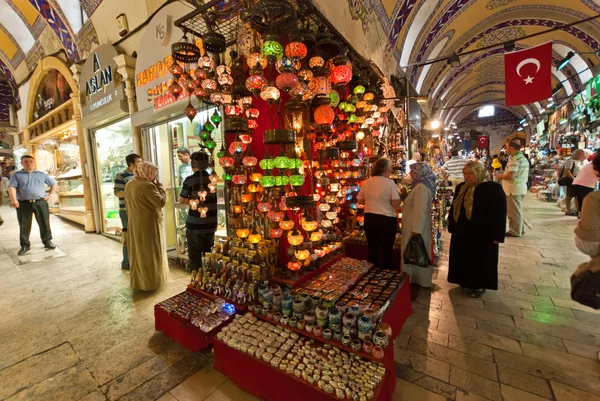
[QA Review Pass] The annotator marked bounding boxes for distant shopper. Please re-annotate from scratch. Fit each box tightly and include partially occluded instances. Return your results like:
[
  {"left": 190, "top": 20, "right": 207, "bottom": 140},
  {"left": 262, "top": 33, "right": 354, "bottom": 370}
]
[
  {"left": 448, "top": 161, "right": 506, "bottom": 298},
  {"left": 442, "top": 149, "right": 467, "bottom": 188},
  {"left": 113, "top": 153, "right": 141, "bottom": 270},
  {"left": 8, "top": 155, "right": 56, "bottom": 255},
  {"left": 177, "top": 147, "right": 193, "bottom": 185},
  {"left": 547, "top": 150, "right": 560, "bottom": 168},
  {"left": 559, "top": 149, "right": 586, "bottom": 216},
  {"left": 496, "top": 140, "right": 529, "bottom": 237},
  {"left": 401, "top": 162, "right": 436, "bottom": 287},
  {"left": 405, "top": 152, "right": 421, "bottom": 175},
  {"left": 575, "top": 152, "right": 600, "bottom": 257},
  {"left": 358, "top": 157, "right": 401, "bottom": 269},
  {"left": 498, "top": 153, "right": 508, "bottom": 170},
  {"left": 179, "top": 151, "right": 218, "bottom": 271},
  {"left": 572, "top": 156, "right": 599, "bottom": 218},
  {"left": 125, "top": 161, "right": 168, "bottom": 291}
]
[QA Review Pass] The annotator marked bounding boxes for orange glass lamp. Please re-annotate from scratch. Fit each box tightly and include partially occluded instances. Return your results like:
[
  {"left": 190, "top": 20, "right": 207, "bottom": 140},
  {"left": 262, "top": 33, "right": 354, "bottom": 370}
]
[
  {"left": 287, "top": 230, "right": 304, "bottom": 247},
  {"left": 301, "top": 218, "right": 319, "bottom": 232},
  {"left": 270, "top": 228, "right": 284, "bottom": 239},
  {"left": 295, "top": 249, "right": 311, "bottom": 261},
  {"left": 241, "top": 192, "right": 253, "bottom": 203},
  {"left": 236, "top": 227, "right": 250, "bottom": 239},
  {"left": 250, "top": 172, "right": 263, "bottom": 182},
  {"left": 248, "top": 183, "right": 261, "bottom": 193},
  {"left": 279, "top": 216, "right": 295, "bottom": 231},
  {"left": 314, "top": 248, "right": 325, "bottom": 258},
  {"left": 248, "top": 229, "right": 262, "bottom": 244},
  {"left": 309, "top": 230, "right": 323, "bottom": 242},
  {"left": 288, "top": 260, "right": 302, "bottom": 271},
  {"left": 233, "top": 204, "right": 243, "bottom": 214}
]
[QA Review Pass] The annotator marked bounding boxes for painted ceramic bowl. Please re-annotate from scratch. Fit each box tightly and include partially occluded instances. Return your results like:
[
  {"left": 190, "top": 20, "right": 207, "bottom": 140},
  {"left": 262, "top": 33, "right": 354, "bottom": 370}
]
[
  {"left": 316, "top": 318, "right": 328, "bottom": 328},
  {"left": 316, "top": 304, "right": 329, "bottom": 320},
  {"left": 328, "top": 308, "right": 342, "bottom": 326},
  {"left": 362, "top": 340, "right": 373, "bottom": 354},
  {"left": 342, "top": 312, "right": 357, "bottom": 327},
  {"left": 372, "top": 345, "right": 384, "bottom": 359},
  {"left": 372, "top": 330, "right": 389, "bottom": 348},
  {"left": 377, "top": 322, "right": 392, "bottom": 338},
  {"left": 333, "top": 330, "right": 343, "bottom": 342},
  {"left": 297, "top": 319, "right": 306, "bottom": 330},
  {"left": 292, "top": 299, "right": 305, "bottom": 313},
  {"left": 289, "top": 316, "right": 298, "bottom": 328},
  {"left": 313, "top": 325, "right": 323, "bottom": 337},
  {"left": 305, "top": 322, "right": 315, "bottom": 333},
  {"left": 358, "top": 315, "right": 373, "bottom": 334},
  {"left": 341, "top": 334, "right": 352, "bottom": 347},
  {"left": 280, "top": 315, "right": 289, "bottom": 325},
  {"left": 304, "top": 311, "right": 316, "bottom": 324},
  {"left": 335, "top": 301, "right": 347, "bottom": 315},
  {"left": 351, "top": 339, "right": 362, "bottom": 351},
  {"left": 323, "top": 328, "right": 332, "bottom": 340}
]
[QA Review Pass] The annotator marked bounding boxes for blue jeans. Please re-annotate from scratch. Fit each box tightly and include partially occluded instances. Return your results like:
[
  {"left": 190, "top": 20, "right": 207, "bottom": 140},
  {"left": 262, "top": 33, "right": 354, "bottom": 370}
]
[{"left": 119, "top": 210, "right": 129, "bottom": 268}]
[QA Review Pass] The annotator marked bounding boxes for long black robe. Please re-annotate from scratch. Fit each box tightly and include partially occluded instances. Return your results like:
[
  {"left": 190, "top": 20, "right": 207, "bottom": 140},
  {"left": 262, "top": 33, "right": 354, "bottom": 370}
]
[{"left": 448, "top": 181, "right": 506, "bottom": 290}]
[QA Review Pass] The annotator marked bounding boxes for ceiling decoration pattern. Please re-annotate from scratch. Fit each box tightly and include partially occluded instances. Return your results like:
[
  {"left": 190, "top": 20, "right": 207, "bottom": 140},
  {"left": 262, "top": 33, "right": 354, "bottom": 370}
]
[
  {"left": 75, "top": 18, "right": 99, "bottom": 58},
  {"left": 24, "top": 40, "right": 44, "bottom": 71},
  {"left": 0, "top": 60, "right": 19, "bottom": 108},
  {"left": 425, "top": 17, "right": 599, "bottom": 96},
  {"left": 0, "top": 26, "right": 25, "bottom": 69},
  {"left": 347, "top": 0, "right": 372, "bottom": 34},
  {"left": 485, "top": 0, "right": 516, "bottom": 10},
  {"left": 28, "top": 0, "right": 80, "bottom": 61},
  {"left": 6, "top": 0, "right": 46, "bottom": 38},
  {"left": 387, "top": 0, "right": 418, "bottom": 51},
  {"left": 0, "top": 79, "right": 13, "bottom": 122},
  {"left": 80, "top": 0, "right": 102, "bottom": 17}
]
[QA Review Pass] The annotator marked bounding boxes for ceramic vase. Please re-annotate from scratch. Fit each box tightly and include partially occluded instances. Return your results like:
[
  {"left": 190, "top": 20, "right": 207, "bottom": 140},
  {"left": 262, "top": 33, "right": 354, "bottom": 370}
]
[
  {"left": 372, "top": 345, "right": 384, "bottom": 359},
  {"left": 292, "top": 299, "right": 305, "bottom": 314},
  {"left": 297, "top": 319, "right": 306, "bottom": 330},
  {"left": 328, "top": 308, "right": 342, "bottom": 326},
  {"left": 323, "top": 328, "right": 332, "bottom": 340},
  {"left": 362, "top": 340, "right": 373, "bottom": 354},
  {"left": 372, "top": 330, "right": 389, "bottom": 348},
  {"left": 335, "top": 302, "right": 347, "bottom": 315},
  {"left": 341, "top": 334, "right": 352, "bottom": 347},
  {"left": 316, "top": 304, "right": 329, "bottom": 320},
  {"left": 313, "top": 325, "right": 323, "bottom": 337},
  {"left": 358, "top": 315, "right": 373, "bottom": 334},
  {"left": 351, "top": 339, "right": 362, "bottom": 351},
  {"left": 377, "top": 322, "right": 392, "bottom": 338},
  {"left": 343, "top": 312, "right": 357, "bottom": 327},
  {"left": 304, "top": 311, "right": 316, "bottom": 324}
]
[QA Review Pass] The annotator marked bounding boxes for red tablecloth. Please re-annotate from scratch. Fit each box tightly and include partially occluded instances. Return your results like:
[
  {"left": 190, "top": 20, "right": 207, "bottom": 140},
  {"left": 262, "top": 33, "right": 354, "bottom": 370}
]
[
  {"left": 213, "top": 277, "right": 413, "bottom": 401},
  {"left": 154, "top": 306, "right": 213, "bottom": 352}
]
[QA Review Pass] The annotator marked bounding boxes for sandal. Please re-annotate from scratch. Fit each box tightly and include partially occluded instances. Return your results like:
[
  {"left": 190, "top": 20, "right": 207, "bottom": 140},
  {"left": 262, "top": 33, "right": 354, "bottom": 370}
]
[{"left": 470, "top": 289, "right": 486, "bottom": 298}]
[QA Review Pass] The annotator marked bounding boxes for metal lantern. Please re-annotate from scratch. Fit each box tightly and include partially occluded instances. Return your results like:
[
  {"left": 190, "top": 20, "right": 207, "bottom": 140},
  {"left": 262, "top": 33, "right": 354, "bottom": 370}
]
[
  {"left": 284, "top": 100, "right": 310, "bottom": 139},
  {"left": 184, "top": 101, "right": 197, "bottom": 122},
  {"left": 171, "top": 35, "right": 201, "bottom": 64}
]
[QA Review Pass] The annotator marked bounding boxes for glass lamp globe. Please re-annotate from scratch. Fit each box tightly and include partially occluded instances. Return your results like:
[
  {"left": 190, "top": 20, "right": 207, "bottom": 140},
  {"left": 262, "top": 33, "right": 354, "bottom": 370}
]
[
  {"left": 319, "top": 203, "right": 331, "bottom": 212},
  {"left": 236, "top": 227, "right": 250, "bottom": 239},
  {"left": 295, "top": 249, "right": 311, "bottom": 261},
  {"left": 279, "top": 218, "right": 295, "bottom": 231},
  {"left": 270, "top": 228, "right": 284, "bottom": 239},
  {"left": 309, "top": 230, "right": 323, "bottom": 242},
  {"left": 287, "top": 260, "right": 302, "bottom": 271},
  {"left": 248, "top": 230, "right": 262, "bottom": 244},
  {"left": 288, "top": 230, "right": 304, "bottom": 246},
  {"left": 285, "top": 41, "right": 308, "bottom": 61},
  {"left": 302, "top": 219, "right": 319, "bottom": 232},
  {"left": 260, "top": 85, "right": 280, "bottom": 103}
]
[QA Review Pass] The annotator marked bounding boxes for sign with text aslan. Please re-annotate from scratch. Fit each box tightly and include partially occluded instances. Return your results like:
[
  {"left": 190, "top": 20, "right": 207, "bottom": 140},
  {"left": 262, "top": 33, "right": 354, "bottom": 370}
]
[{"left": 80, "top": 45, "right": 127, "bottom": 117}]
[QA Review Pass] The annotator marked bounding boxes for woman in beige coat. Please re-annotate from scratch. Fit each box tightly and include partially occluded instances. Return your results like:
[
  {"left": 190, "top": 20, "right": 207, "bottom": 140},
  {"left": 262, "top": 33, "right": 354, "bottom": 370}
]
[{"left": 125, "top": 161, "right": 168, "bottom": 291}]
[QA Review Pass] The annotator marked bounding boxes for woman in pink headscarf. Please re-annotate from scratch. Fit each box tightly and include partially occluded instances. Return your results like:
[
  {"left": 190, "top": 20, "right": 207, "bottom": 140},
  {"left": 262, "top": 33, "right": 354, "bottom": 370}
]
[{"left": 124, "top": 161, "right": 168, "bottom": 291}]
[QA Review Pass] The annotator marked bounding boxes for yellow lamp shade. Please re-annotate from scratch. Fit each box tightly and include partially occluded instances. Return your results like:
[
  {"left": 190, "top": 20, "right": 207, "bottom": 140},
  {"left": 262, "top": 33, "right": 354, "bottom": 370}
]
[
  {"left": 236, "top": 228, "right": 250, "bottom": 239},
  {"left": 309, "top": 230, "right": 323, "bottom": 242},
  {"left": 288, "top": 230, "right": 304, "bottom": 246},
  {"left": 248, "top": 231, "right": 262, "bottom": 244},
  {"left": 280, "top": 219, "right": 295, "bottom": 231},
  {"left": 321, "top": 219, "right": 332, "bottom": 228},
  {"left": 233, "top": 205, "right": 243, "bottom": 214},
  {"left": 295, "top": 249, "right": 311, "bottom": 261},
  {"left": 241, "top": 193, "right": 253, "bottom": 203},
  {"left": 302, "top": 219, "right": 319, "bottom": 232},
  {"left": 315, "top": 249, "right": 325, "bottom": 258},
  {"left": 250, "top": 172, "right": 263, "bottom": 182},
  {"left": 248, "top": 183, "right": 261, "bottom": 193},
  {"left": 326, "top": 211, "right": 338, "bottom": 220}
]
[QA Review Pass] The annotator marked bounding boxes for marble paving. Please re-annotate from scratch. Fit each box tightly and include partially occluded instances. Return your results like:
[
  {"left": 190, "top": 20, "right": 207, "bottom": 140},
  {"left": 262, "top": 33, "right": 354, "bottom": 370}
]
[{"left": 1, "top": 192, "right": 599, "bottom": 400}]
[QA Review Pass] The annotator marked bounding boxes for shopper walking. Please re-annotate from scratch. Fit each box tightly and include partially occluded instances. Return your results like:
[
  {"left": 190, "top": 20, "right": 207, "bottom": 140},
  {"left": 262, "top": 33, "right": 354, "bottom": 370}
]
[
  {"left": 401, "top": 162, "right": 436, "bottom": 287},
  {"left": 177, "top": 147, "right": 193, "bottom": 186},
  {"left": 179, "top": 151, "right": 217, "bottom": 271},
  {"left": 442, "top": 149, "right": 467, "bottom": 189},
  {"left": 8, "top": 155, "right": 56, "bottom": 255},
  {"left": 113, "top": 153, "right": 141, "bottom": 270},
  {"left": 357, "top": 157, "right": 401, "bottom": 269},
  {"left": 496, "top": 140, "right": 529, "bottom": 237},
  {"left": 559, "top": 149, "right": 586, "bottom": 216},
  {"left": 574, "top": 152, "right": 600, "bottom": 257},
  {"left": 572, "top": 155, "right": 599, "bottom": 218},
  {"left": 448, "top": 161, "right": 506, "bottom": 297},
  {"left": 125, "top": 161, "right": 168, "bottom": 291}
]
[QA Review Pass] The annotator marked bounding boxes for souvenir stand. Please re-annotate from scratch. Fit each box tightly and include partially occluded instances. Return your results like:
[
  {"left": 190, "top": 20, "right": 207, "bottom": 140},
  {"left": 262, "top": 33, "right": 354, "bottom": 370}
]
[{"left": 153, "top": 1, "right": 413, "bottom": 400}]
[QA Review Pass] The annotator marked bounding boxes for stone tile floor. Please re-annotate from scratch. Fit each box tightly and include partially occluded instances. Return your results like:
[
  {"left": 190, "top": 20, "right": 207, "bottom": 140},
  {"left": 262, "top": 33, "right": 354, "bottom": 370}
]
[{"left": 0, "top": 193, "right": 599, "bottom": 401}]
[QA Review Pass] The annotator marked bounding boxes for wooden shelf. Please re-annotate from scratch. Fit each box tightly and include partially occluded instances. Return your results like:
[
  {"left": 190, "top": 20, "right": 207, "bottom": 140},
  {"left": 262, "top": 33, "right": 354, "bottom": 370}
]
[
  {"left": 58, "top": 194, "right": 84, "bottom": 198},
  {"left": 56, "top": 174, "right": 82, "bottom": 181}
]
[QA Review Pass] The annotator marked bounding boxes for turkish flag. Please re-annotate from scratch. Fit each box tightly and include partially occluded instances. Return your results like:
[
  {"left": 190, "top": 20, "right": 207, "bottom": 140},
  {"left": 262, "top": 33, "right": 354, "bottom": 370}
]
[
  {"left": 504, "top": 42, "right": 552, "bottom": 106},
  {"left": 478, "top": 135, "right": 489, "bottom": 149}
]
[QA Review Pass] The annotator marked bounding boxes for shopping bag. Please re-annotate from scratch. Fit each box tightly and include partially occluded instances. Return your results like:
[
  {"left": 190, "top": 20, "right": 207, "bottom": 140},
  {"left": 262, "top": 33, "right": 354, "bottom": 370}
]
[{"left": 403, "top": 234, "right": 431, "bottom": 267}]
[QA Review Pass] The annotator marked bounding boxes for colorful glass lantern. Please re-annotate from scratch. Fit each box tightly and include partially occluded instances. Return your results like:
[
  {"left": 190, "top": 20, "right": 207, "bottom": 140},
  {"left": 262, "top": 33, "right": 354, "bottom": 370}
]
[
  {"left": 170, "top": 63, "right": 184, "bottom": 79},
  {"left": 201, "top": 79, "right": 217, "bottom": 92},
  {"left": 229, "top": 141, "right": 246, "bottom": 155},
  {"left": 319, "top": 203, "right": 331, "bottom": 212},
  {"left": 232, "top": 174, "right": 247, "bottom": 185},
  {"left": 259, "top": 157, "right": 275, "bottom": 170},
  {"left": 287, "top": 260, "right": 302, "bottom": 271},
  {"left": 321, "top": 219, "right": 333, "bottom": 228},
  {"left": 184, "top": 102, "right": 197, "bottom": 122},
  {"left": 353, "top": 85, "right": 365, "bottom": 95},
  {"left": 219, "top": 157, "right": 234, "bottom": 168},
  {"left": 260, "top": 84, "right": 281, "bottom": 103},
  {"left": 363, "top": 92, "right": 375, "bottom": 101},
  {"left": 301, "top": 219, "right": 319, "bottom": 232},
  {"left": 246, "top": 108, "right": 260, "bottom": 119},
  {"left": 169, "top": 82, "right": 183, "bottom": 99},
  {"left": 236, "top": 227, "right": 250, "bottom": 239},
  {"left": 289, "top": 82, "right": 310, "bottom": 101},
  {"left": 284, "top": 100, "right": 310, "bottom": 138},
  {"left": 275, "top": 175, "right": 290, "bottom": 186},
  {"left": 248, "top": 230, "right": 262, "bottom": 244},
  {"left": 233, "top": 204, "right": 243, "bottom": 214},
  {"left": 290, "top": 174, "right": 305, "bottom": 187},
  {"left": 295, "top": 249, "right": 311, "bottom": 261},
  {"left": 326, "top": 211, "right": 338, "bottom": 220},
  {"left": 248, "top": 183, "right": 261, "bottom": 193},
  {"left": 276, "top": 72, "right": 299, "bottom": 93},
  {"left": 241, "top": 192, "right": 253, "bottom": 203},
  {"left": 298, "top": 69, "right": 314, "bottom": 82},
  {"left": 309, "top": 76, "right": 331, "bottom": 97},
  {"left": 329, "top": 90, "right": 340, "bottom": 107},
  {"left": 314, "top": 105, "right": 335, "bottom": 126},
  {"left": 248, "top": 119, "right": 258, "bottom": 129},
  {"left": 276, "top": 57, "right": 296, "bottom": 73},
  {"left": 356, "top": 130, "right": 365, "bottom": 141},
  {"left": 314, "top": 248, "right": 325, "bottom": 258},
  {"left": 262, "top": 36, "right": 284, "bottom": 63},
  {"left": 309, "top": 230, "right": 323, "bottom": 242},
  {"left": 280, "top": 217, "right": 295, "bottom": 231},
  {"left": 267, "top": 210, "right": 285, "bottom": 222},
  {"left": 260, "top": 174, "right": 276, "bottom": 188},
  {"left": 242, "top": 156, "right": 258, "bottom": 167},
  {"left": 250, "top": 172, "right": 263, "bottom": 182},
  {"left": 247, "top": 47, "right": 268, "bottom": 69},
  {"left": 270, "top": 228, "right": 284, "bottom": 239},
  {"left": 274, "top": 155, "right": 290, "bottom": 169},
  {"left": 285, "top": 41, "right": 308, "bottom": 61},
  {"left": 331, "top": 65, "right": 352, "bottom": 86},
  {"left": 309, "top": 56, "right": 325, "bottom": 68},
  {"left": 246, "top": 75, "right": 268, "bottom": 96},
  {"left": 288, "top": 230, "right": 304, "bottom": 246},
  {"left": 257, "top": 200, "right": 273, "bottom": 212}
]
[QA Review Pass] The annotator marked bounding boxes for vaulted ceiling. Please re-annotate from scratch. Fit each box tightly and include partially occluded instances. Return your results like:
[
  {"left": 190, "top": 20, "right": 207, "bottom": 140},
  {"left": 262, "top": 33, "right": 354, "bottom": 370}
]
[{"left": 358, "top": 0, "right": 600, "bottom": 129}]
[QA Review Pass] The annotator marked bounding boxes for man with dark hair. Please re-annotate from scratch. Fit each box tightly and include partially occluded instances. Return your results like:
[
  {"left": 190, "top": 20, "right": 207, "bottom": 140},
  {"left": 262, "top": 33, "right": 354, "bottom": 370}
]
[
  {"left": 8, "top": 155, "right": 57, "bottom": 255},
  {"left": 496, "top": 139, "right": 529, "bottom": 237},
  {"left": 114, "top": 153, "right": 142, "bottom": 270},
  {"left": 177, "top": 147, "right": 193, "bottom": 185},
  {"left": 443, "top": 148, "right": 467, "bottom": 189},
  {"left": 179, "top": 151, "right": 217, "bottom": 271}
]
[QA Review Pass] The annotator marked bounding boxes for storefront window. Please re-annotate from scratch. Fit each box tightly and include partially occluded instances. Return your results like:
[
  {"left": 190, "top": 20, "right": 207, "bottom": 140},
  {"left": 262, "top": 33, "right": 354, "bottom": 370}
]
[{"left": 93, "top": 118, "right": 133, "bottom": 236}]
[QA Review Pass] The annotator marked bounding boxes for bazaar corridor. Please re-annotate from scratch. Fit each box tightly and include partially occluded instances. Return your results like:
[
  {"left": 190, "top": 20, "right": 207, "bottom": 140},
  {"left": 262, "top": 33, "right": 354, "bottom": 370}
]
[{"left": 0, "top": 194, "right": 598, "bottom": 401}]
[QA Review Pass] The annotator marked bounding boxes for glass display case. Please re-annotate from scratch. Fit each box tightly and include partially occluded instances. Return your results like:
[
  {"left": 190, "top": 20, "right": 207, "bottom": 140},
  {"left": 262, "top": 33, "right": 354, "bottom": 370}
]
[{"left": 92, "top": 118, "right": 133, "bottom": 237}]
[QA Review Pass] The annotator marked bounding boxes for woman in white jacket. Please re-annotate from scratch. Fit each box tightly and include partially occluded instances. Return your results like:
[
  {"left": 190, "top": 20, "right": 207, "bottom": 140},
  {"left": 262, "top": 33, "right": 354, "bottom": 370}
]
[{"left": 401, "top": 162, "right": 436, "bottom": 287}]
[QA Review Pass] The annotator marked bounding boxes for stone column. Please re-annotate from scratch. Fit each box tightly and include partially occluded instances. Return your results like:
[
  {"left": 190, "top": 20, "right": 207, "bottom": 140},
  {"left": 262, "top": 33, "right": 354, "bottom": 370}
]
[
  {"left": 21, "top": 127, "right": 33, "bottom": 155},
  {"left": 114, "top": 54, "right": 142, "bottom": 156}
]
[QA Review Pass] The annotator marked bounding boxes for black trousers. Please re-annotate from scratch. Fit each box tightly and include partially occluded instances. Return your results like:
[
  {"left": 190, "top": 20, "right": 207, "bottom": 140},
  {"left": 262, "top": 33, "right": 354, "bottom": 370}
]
[
  {"left": 186, "top": 230, "right": 215, "bottom": 271},
  {"left": 16, "top": 200, "right": 52, "bottom": 247},
  {"left": 573, "top": 184, "right": 595, "bottom": 211},
  {"left": 364, "top": 212, "right": 397, "bottom": 269}
]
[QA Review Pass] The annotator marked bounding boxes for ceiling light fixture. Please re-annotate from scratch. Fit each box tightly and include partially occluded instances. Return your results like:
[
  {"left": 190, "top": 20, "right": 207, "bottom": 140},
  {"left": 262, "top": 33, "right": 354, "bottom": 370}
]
[
  {"left": 552, "top": 84, "right": 563, "bottom": 96},
  {"left": 519, "top": 118, "right": 526, "bottom": 124},
  {"left": 447, "top": 53, "right": 461, "bottom": 67},
  {"left": 416, "top": 96, "right": 427, "bottom": 104},
  {"left": 557, "top": 51, "right": 575, "bottom": 71}
]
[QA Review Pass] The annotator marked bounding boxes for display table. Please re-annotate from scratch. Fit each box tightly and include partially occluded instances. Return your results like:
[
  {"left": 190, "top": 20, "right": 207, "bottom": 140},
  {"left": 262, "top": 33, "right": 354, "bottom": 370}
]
[
  {"left": 343, "top": 240, "right": 402, "bottom": 268},
  {"left": 154, "top": 306, "right": 214, "bottom": 352},
  {"left": 214, "top": 276, "right": 413, "bottom": 401},
  {"left": 271, "top": 254, "right": 343, "bottom": 287}
]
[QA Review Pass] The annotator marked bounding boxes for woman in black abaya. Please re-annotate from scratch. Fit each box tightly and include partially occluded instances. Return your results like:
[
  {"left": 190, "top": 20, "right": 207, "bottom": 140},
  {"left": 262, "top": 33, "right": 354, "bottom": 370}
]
[{"left": 448, "top": 161, "right": 506, "bottom": 298}]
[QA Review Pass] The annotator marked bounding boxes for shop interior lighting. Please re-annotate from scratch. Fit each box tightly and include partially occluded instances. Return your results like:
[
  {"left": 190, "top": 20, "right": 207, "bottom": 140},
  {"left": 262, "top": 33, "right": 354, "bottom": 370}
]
[
  {"left": 478, "top": 105, "right": 495, "bottom": 117},
  {"left": 557, "top": 51, "right": 575, "bottom": 71},
  {"left": 431, "top": 120, "right": 441, "bottom": 129},
  {"left": 444, "top": 127, "right": 450, "bottom": 131},
  {"left": 539, "top": 108, "right": 545, "bottom": 114},
  {"left": 522, "top": 122, "right": 529, "bottom": 126},
  {"left": 416, "top": 96, "right": 428, "bottom": 104},
  {"left": 519, "top": 118, "right": 526, "bottom": 124},
  {"left": 447, "top": 53, "right": 461, "bottom": 67},
  {"left": 518, "top": 127, "right": 524, "bottom": 131},
  {"left": 552, "top": 84, "right": 563, "bottom": 96}
]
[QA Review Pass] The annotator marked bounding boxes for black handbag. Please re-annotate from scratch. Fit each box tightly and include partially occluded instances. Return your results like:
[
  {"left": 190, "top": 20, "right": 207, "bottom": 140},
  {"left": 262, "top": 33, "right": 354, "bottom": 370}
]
[
  {"left": 403, "top": 234, "right": 431, "bottom": 267},
  {"left": 571, "top": 270, "right": 600, "bottom": 309},
  {"left": 557, "top": 162, "right": 575, "bottom": 186}
]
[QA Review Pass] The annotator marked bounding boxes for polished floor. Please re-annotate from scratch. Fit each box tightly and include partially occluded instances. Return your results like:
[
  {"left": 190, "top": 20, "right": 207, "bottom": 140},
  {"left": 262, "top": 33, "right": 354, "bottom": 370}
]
[{"left": 0, "top": 193, "right": 598, "bottom": 401}]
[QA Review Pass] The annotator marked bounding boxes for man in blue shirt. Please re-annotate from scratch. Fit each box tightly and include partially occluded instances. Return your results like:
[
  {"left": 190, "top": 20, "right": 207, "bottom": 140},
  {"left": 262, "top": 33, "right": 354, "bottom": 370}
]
[
  {"left": 8, "top": 155, "right": 57, "bottom": 255},
  {"left": 113, "top": 153, "right": 141, "bottom": 270}
]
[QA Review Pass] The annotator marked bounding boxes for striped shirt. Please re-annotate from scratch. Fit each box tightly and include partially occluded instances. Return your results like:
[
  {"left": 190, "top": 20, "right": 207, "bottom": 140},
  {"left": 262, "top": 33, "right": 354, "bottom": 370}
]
[
  {"left": 180, "top": 171, "right": 218, "bottom": 234},
  {"left": 114, "top": 168, "right": 134, "bottom": 211},
  {"left": 502, "top": 152, "right": 529, "bottom": 196},
  {"left": 443, "top": 157, "right": 467, "bottom": 179}
]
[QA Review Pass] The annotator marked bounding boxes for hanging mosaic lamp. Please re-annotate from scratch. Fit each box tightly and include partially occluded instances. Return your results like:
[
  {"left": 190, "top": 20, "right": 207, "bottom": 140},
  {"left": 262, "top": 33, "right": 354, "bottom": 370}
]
[
  {"left": 279, "top": 215, "right": 295, "bottom": 231},
  {"left": 246, "top": 74, "right": 268, "bottom": 96},
  {"left": 289, "top": 82, "right": 310, "bottom": 101},
  {"left": 287, "top": 229, "right": 304, "bottom": 246},
  {"left": 354, "top": 85, "right": 366, "bottom": 95},
  {"left": 260, "top": 84, "right": 281, "bottom": 104},
  {"left": 169, "top": 82, "right": 183, "bottom": 100},
  {"left": 170, "top": 63, "right": 184, "bottom": 80},
  {"left": 248, "top": 229, "right": 262, "bottom": 244},
  {"left": 184, "top": 101, "right": 197, "bottom": 122},
  {"left": 242, "top": 155, "right": 258, "bottom": 168},
  {"left": 276, "top": 72, "right": 299, "bottom": 93},
  {"left": 287, "top": 259, "right": 302, "bottom": 271},
  {"left": 285, "top": 39, "right": 308, "bottom": 61},
  {"left": 329, "top": 90, "right": 340, "bottom": 107},
  {"left": 309, "top": 230, "right": 323, "bottom": 242},
  {"left": 247, "top": 46, "right": 268, "bottom": 70},
  {"left": 262, "top": 34, "right": 284, "bottom": 64},
  {"left": 314, "top": 104, "right": 335, "bottom": 126},
  {"left": 171, "top": 34, "right": 201, "bottom": 65},
  {"left": 259, "top": 173, "right": 276, "bottom": 188},
  {"left": 270, "top": 228, "right": 284, "bottom": 239},
  {"left": 298, "top": 69, "right": 314, "bottom": 83},
  {"left": 236, "top": 226, "right": 250, "bottom": 239},
  {"left": 295, "top": 249, "right": 311, "bottom": 261}
]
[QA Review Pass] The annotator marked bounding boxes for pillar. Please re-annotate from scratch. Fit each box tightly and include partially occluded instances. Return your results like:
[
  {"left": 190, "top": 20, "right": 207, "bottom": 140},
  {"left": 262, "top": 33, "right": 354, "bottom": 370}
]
[
  {"left": 21, "top": 127, "right": 33, "bottom": 155},
  {"left": 114, "top": 54, "right": 142, "bottom": 156}
]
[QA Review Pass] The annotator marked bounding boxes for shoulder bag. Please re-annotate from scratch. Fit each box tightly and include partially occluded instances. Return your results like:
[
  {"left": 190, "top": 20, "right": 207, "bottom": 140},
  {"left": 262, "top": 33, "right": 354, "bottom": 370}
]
[{"left": 557, "top": 161, "right": 575, "bottom": 186}]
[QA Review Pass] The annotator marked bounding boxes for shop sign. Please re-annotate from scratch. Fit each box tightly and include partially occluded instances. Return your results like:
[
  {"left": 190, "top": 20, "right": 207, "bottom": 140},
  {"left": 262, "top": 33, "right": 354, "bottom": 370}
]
[
  {"left": 80, "top": 45, "right": 126, "bottom": 117},
  {"left": 33, "top": 70, "right": 73, "bottom": 120},
  {"left": 134, "top": 2, "right": 199, "bottom": 113}
]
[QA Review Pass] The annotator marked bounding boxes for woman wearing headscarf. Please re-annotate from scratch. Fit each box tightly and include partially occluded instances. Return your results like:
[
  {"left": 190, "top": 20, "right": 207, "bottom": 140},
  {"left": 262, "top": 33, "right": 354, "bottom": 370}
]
[
  {"left": 401, "top": 162, "right": 437, "bottom": 287},
  {"left": 125, "top": 161, "right": 168, "bottom": 291},
  {"left": 358, "top": 157, "right": 401, "bottom": 269},
  {"left": 448, "top": 161, "right": 506, "bottom": 297}
]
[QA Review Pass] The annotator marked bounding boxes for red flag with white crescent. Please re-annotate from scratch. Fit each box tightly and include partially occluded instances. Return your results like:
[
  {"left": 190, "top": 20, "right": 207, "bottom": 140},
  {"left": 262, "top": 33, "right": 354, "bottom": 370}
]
[
  {"left": 504, "top": 42, "right": 553, "bottom": 106},
  {"left": 478, "top": 135, "right": 489, "bottom": 149}
]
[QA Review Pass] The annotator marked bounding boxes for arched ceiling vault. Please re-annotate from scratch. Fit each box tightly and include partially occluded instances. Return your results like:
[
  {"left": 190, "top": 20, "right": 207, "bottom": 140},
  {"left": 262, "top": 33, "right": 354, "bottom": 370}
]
[{"left": 366, "top": 0, "right": 600, "bottom": 127}]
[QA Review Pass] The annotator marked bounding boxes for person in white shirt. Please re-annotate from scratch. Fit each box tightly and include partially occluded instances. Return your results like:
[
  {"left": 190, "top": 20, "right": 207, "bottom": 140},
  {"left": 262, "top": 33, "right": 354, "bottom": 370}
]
[
  {"left": 560, "top": 149, "right": 586, "bottom": 216},
  {"left": 443, "top": 149, "right": 467, "bottom": 188},
  {"left": 358, "top": 158, "right": 401, "bottom": 269},
  {"left": 405, "top": 152, "right": 421, "bottom": 174},
  {"left": 572, "top": 154, "right": 598, "bottom": 217}
]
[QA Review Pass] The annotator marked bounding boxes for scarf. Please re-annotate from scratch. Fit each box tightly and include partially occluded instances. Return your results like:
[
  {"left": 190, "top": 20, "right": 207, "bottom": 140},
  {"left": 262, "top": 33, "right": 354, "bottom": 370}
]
[
  {"left": 412, "top": 162, "right": 437, "bottom": 195},
  {"left": 452, "top": 160, "right": 488, "bottom": 222},
  {"left": 134, "top": 161, "right": 159, "bottom": 182}
]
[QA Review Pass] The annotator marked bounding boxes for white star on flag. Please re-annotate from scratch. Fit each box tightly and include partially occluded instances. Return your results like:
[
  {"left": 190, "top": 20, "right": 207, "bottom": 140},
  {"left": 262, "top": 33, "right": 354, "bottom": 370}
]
[{"left": 524, "top": 76, "right": 534, "bottom": 84}]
